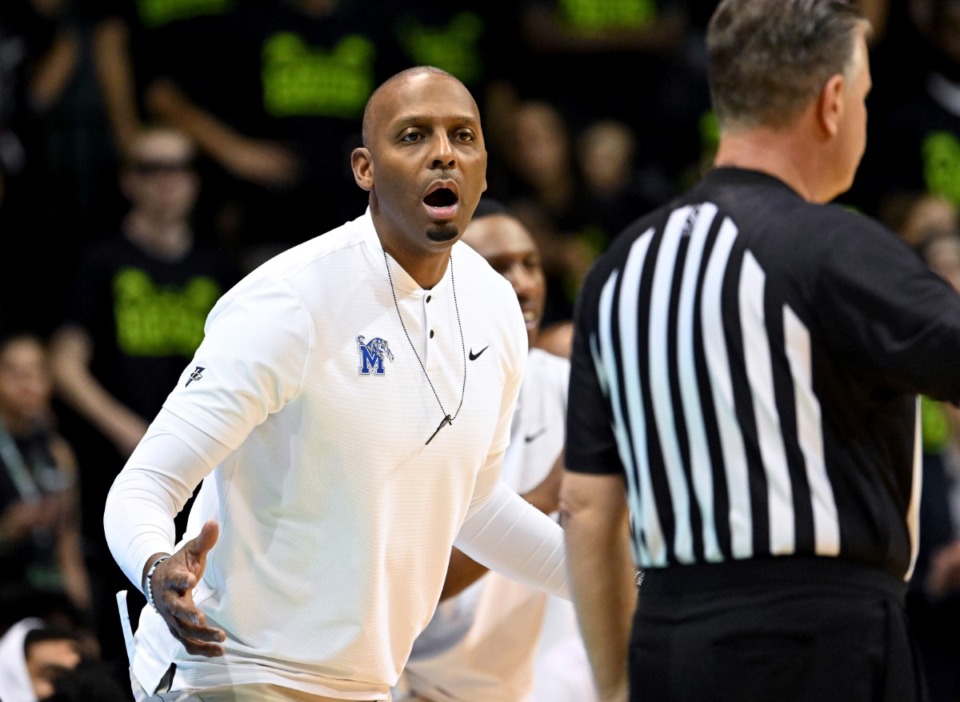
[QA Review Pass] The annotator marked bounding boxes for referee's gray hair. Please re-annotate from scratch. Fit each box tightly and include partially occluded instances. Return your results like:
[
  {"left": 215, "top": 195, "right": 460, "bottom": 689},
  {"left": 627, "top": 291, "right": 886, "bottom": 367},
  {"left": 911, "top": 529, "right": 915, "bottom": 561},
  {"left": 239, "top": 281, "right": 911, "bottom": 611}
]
[{"left": 706, "top": 0, "right": 870, "bottom": 131}]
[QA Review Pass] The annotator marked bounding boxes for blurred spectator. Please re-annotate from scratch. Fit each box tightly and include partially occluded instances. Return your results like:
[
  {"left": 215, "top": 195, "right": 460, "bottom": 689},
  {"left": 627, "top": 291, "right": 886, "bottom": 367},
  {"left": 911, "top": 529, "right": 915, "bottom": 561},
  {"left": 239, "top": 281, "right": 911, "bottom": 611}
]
[
  {"left": 375, "top": 0, "right": 527, "bottom": 164},
  {"left": 0, "top": 618, "right": 81, "bottom": 702},
  {"left": 138, "top": 0, "right": 400, "bottom": 267},
  {"left": 1, "top": 1, "right": 54, "bottom": 212},
  {"left": 911, "top": 227, "right": 960, "bottom": 702},
  {"left": 577, "top": 118, "right": 676, "bottom": 249},
  {"left": 0, "top": 0, "right": 80, "bottom": 211},
  {"left": 922, "top": 229, "right": 960, "bottom": 289},
  {"left": 47, "top": 124, "right": 240, "bottom": 665},
  {"left": 489, "top": 99, "right": 596, "bottom": 329},
  {"left": 44, "top": 658, "right": 129, "bottom": 702},
  {"left": 854, "top": 0, "right": 960, "bottom": 218},
  {"left": 0, "top": 615, "right": 129, "bottom": 702},
  {"left": 90, "top": 0, "right": 267, "bottom": 262},
  {"left": 881, "top": 191, "right": 960, "bottom": 251},
  {"left": 0, "top": 0, "right": 115, "bottom": 336},
  {"left": 0, "top": 584, "right": 98, "bottom": 660},
  {"left": 88, "top": 0, "right": 238, "bottom": 154},
  {"left": 525, "top": 117, "right": 674, "bottom": 360},
  {"left": 517, "top": 0, "right": 714, "bottom": 184},
  {"left": 378, "top": 0, "right": 505, "bottom": 96},
  {"left": 518, "top": 0, "right": 689, "bottom": 127},
  {"left": 0, "top": 332, "right": 92, "bottom": 619},
  {"left": 88, "top": 0, "right": 246, "bottom": 275}
]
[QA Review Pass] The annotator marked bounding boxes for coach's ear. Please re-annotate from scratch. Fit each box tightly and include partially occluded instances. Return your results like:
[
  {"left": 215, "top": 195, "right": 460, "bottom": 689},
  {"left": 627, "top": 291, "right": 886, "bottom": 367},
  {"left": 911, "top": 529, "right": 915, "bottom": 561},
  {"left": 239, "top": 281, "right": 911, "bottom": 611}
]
[{"left": 352, "top": 147, "right": 373, "bottom": 192}]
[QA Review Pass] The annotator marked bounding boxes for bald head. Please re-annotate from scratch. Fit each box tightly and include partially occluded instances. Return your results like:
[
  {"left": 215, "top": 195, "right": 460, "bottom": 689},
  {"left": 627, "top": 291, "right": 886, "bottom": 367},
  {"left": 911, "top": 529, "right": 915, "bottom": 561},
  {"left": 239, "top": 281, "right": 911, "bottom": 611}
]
[
  {"left": 123, "top": 125, "right": 195, "bottom": 170},
  {"left": 361, "top": 66, "right": 461, "bottom": 147},
  {"left": 349, "top": 64, "right": 487, "bottom": 288}
]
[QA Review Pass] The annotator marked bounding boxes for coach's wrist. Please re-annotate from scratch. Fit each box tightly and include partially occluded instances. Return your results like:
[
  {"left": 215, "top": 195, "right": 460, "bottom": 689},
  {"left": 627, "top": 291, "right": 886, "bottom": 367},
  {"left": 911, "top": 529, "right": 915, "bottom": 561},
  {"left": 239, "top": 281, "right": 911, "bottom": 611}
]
[{"left": 142, "top": 552, "right": 171, "bottom": 605}]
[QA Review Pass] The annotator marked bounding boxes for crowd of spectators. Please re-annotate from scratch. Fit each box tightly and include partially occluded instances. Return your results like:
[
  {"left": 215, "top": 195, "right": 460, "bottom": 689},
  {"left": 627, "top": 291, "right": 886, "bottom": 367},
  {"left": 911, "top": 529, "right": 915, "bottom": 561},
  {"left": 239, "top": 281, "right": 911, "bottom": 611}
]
[{"left": 2, "top": 0, "right": 960, "bottom": 699}]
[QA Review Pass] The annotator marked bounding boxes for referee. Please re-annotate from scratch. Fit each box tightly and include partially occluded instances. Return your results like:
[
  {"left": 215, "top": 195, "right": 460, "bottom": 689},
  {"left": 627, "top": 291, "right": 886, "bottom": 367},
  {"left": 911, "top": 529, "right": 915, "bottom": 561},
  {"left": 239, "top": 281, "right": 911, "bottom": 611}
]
[{"left": 561, "top": 1, "right": 947, "bottom": 701}]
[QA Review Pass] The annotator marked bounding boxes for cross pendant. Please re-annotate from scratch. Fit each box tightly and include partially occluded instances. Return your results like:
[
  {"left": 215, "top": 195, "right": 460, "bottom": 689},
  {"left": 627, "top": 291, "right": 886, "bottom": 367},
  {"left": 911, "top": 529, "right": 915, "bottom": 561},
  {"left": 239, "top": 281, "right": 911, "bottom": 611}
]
[{"left": 426, "top": 415, "right": 453, "bottom": 445}]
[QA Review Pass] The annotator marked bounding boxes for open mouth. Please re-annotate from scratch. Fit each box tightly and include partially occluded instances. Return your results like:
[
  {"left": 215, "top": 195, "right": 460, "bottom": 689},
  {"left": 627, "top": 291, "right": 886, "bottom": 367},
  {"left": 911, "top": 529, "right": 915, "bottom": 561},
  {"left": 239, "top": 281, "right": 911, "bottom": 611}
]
[
  {"left": 424, "top": 188, "right": 457, "bottom": 207},
  {"left": 423, "top": 187, "right": 459, "bottom": 220},
  {"left": 521, "top": 307, "right": 539, "bottom": 327}
]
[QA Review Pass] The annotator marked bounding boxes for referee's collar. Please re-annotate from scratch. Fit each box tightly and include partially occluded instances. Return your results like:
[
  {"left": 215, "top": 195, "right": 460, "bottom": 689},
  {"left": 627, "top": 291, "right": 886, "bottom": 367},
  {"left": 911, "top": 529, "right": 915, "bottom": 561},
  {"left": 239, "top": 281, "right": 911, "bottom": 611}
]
[{"left": 703, "top": 167, "right": 803, "bottom": 199}]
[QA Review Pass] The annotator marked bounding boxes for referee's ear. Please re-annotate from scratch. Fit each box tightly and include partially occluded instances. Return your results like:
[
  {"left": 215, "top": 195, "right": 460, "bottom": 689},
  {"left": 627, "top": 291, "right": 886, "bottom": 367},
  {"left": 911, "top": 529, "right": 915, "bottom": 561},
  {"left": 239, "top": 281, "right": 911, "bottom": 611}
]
[{"left": 818, "top": 73, "right": 846, "bottom": 140}]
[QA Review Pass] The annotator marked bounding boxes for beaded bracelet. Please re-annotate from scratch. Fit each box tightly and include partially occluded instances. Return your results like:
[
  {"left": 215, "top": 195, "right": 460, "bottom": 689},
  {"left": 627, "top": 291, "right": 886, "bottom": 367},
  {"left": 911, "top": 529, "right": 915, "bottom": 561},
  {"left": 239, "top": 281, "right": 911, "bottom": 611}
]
[{"left": 144, "top": 555, "right": 170, "bottom": 612}]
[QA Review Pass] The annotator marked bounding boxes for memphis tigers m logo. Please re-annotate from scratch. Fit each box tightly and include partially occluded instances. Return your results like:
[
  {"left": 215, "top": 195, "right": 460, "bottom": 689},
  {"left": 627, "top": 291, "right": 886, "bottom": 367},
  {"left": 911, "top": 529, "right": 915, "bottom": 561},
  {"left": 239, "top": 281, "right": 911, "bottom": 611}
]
[{"left": 357, "top": 335, "right": 394, "bottom": 375}]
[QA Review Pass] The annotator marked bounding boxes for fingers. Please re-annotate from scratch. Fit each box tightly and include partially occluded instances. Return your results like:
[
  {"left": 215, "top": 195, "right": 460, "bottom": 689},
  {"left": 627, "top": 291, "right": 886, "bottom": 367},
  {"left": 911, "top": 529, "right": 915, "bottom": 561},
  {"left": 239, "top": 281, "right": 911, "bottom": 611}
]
[
  {"left": 190, "top": 520, "right": 220, "bottom": 559},
  {"left": 152, "top": 520, "right": 226, "bottom": 656},
  {"left": 158, "top": 589, "right": 226, "bottom": 658},
  {"left": 168, "top": 617, "right": 226, "bottom": 657}
]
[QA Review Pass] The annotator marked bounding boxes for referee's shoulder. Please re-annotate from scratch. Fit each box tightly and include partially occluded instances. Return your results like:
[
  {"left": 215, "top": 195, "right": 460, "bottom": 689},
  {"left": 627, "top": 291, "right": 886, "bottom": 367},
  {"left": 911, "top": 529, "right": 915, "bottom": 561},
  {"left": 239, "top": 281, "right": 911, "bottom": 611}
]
[
  {"left": 803, "top": 200, "right": 905, "bottom": 250},
  {"left": 583, "top": 199, "right": 676, "bottom": 283}
]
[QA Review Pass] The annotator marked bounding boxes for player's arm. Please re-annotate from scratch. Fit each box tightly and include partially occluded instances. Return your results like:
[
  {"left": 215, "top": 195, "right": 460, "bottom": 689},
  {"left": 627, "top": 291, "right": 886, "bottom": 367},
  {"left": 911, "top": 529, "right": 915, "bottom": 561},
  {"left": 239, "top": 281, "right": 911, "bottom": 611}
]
[{"left": 560, "top": 470, "right": 635, "bottom": 702}]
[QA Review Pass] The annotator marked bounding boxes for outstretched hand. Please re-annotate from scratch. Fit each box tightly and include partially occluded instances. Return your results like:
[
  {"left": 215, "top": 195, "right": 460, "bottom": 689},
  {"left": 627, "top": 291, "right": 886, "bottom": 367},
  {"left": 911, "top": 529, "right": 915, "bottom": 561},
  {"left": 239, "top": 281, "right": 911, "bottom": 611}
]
[{"left": 150, "top": 520, "right": 226, "bottom": 657}]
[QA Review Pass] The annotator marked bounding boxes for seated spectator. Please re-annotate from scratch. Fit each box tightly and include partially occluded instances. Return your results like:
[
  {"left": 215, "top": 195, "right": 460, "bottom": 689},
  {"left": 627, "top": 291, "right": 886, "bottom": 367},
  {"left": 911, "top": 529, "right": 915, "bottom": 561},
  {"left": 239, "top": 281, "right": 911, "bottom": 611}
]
[{"left": 0, "top": 331, "right": 92, "bottom": 618}]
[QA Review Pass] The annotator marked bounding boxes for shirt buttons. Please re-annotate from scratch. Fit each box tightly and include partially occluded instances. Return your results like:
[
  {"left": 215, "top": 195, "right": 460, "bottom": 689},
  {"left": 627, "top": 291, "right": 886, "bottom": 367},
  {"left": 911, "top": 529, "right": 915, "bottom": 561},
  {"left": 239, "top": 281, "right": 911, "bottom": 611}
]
[
  {"left": 430, "top": 330, "right": 435, "bottom": 338},
  {"left": 426, "top": 295, "right": 432, "bottom": 303}
]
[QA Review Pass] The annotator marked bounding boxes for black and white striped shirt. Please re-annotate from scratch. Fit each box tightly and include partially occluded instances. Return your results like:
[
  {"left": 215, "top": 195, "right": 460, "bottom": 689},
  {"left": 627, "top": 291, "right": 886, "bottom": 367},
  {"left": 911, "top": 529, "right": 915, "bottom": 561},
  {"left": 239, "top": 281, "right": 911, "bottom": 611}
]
[{"left": 566, "top": 168, "right": 960, "bottom": 580}]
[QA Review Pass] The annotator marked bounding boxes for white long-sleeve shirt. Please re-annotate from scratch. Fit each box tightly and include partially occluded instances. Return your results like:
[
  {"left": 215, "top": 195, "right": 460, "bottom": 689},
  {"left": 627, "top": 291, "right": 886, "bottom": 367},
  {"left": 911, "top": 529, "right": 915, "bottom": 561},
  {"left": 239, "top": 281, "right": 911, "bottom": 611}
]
[{"left": 103, "top": 211, "right": 568, "bottom": 700}]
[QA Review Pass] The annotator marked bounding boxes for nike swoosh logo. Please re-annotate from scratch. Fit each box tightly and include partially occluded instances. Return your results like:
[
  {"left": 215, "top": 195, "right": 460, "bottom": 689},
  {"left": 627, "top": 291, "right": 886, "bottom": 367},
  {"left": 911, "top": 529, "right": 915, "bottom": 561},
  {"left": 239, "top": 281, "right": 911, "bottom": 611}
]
[
  {"left": 524, "top": 427, "right": 548, "bottom": 443},
  {"left": 468, "top": 346, "right": 489, "bottom": 361}
]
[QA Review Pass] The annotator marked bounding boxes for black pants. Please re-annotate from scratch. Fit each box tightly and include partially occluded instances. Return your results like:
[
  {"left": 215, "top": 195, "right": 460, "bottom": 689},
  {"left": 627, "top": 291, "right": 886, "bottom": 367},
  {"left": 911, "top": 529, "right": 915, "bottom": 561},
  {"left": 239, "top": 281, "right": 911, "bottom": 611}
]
[{"left": 630, "top": 558, "right": 928, "bottom": 702}]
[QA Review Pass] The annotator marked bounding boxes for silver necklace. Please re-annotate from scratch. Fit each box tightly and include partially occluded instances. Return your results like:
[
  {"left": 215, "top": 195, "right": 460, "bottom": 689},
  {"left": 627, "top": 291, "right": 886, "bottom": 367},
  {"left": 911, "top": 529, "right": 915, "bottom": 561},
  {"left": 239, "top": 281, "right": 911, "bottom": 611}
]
[{"left": 384, "top": 250, "right": 467, "bottom": 445}]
